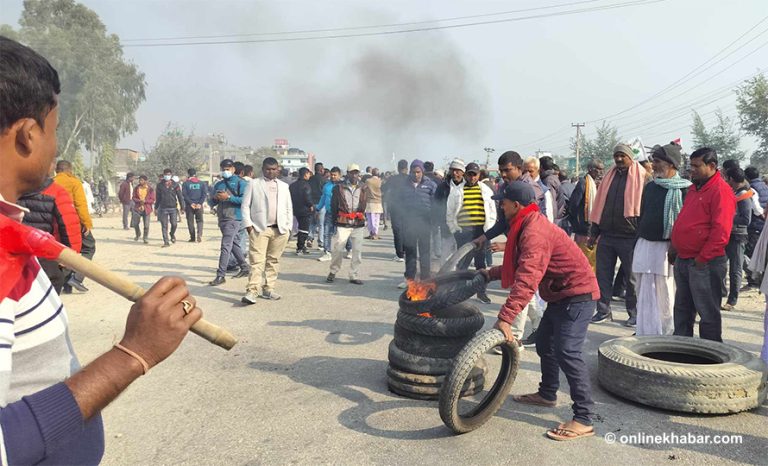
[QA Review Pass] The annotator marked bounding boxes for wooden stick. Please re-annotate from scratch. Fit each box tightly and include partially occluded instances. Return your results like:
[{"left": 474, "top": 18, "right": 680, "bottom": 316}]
[{"left": 58, "top": 249, "right": 237, "bottom": 350}]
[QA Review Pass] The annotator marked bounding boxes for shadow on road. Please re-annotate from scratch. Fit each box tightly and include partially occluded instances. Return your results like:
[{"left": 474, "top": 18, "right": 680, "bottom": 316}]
[{"left": 269, "top": 319, "right": 394, "bottom": 345}]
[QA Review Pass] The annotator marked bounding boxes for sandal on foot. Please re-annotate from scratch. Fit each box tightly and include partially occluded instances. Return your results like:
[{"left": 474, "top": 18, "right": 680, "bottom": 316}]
[
  {"left": 546, "top": 424, "right": 595, "bottom": 441},
  {"left": 511, "top": 393, "right": 556, "bottom": 407}
]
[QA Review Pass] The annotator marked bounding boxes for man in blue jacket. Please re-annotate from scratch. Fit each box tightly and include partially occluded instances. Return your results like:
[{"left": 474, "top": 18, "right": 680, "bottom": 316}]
[
  {"left": 209, "top": 159, "right": 250, "bottom": 286},
  {"left": 182, "top": 168, "right": 208, "bottom": 242},
  {"left": 316, "top": 166, "right": 342, "bottom": 261}
]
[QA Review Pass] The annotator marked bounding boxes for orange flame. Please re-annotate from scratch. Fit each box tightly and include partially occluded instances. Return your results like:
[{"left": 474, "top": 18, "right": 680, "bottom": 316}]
[
  {"left": 417, "top": 312, "right": 434, "bottom": 318},
  {"left": 406, "top": 279, "right": 437, "bottom": 302}
]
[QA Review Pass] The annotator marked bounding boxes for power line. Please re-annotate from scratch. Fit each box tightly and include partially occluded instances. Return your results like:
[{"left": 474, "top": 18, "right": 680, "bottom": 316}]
[
  {"left": 122, "top": 0, "right": 667, "bottom": 48},
  {"left": 586, "top": 14, "right": 768, "bottom": 123},
  {"left": 122, "top": 0, "right": 606, "bottom": 42}
]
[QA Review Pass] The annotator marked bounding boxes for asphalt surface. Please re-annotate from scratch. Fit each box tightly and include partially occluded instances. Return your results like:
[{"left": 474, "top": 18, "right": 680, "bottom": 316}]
[{"left": 61, "top": 213, "right": 768, "bottom": 465}]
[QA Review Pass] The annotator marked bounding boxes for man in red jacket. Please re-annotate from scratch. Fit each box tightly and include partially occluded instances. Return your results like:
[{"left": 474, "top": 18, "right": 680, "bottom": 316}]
[
  {"left": 670, "top": 147, "right": 735, "bottom": 341},
  {"left": 118, "top": 172, "right": 135, "bottom": 230},
  {"left": 480, "top": 181, "right": 599, "bottom": 441}
]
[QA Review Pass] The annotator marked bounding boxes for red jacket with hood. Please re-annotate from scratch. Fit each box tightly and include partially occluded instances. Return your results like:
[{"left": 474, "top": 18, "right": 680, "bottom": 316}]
[{"left": 488, "top": 212, "right": 599, "bottom": 324}]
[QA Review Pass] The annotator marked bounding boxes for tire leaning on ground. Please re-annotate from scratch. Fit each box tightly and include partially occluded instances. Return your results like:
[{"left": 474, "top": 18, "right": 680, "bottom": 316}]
[
  {"left": 394, "top": 324, "right": 473, "bottom": 359},
  {"left": 395, "top": 302, "right": 485, "bottom": 338},
  {"left": 388, "top": 340, "right": 454, "bottom": 375},
  {"left": 439, "top": 329, "right": 520, "bottom": 434},
  {"left": 598, "top": 336, "right": 768, "bottom": 414}
]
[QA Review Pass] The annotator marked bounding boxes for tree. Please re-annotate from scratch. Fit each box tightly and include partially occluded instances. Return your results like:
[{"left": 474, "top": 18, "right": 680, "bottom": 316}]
[
  {"left": 140, "top": 124, "right": 204, "bottom": 177},
  {"left": 246, "top": 146, "right": 276, "bottom": 168},
  {"left": 571, "top": 121, "right": 621, "bottom": 168},
  {"left": 690, "top": 110, "right": 746, "bottom": 163},
  {"left": 96, "top": 143, "right": 116, "bottom": 181},
  {"left": 736, "top": 73, "right": 768, "bottom": 170},
  {"left": 4, "top": 0, "right": 146, "bottom": 159}
]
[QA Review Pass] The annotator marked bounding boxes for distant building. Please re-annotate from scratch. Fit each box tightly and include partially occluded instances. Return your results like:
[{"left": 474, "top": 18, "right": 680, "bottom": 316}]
[
  {"left": 114, "top": 148, "right": 141, "bottom": 178},
  {"left": 273, "top": 138, "right": 310, "bottom": 172}
]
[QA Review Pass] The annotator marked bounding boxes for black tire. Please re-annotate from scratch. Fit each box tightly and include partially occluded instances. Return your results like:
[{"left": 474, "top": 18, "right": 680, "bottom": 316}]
[
  {"left": 439, "top": 329, "right": 520, "bottom": 434},
  {"left": 388, "top": 340, "right": 453, "bottom": 375},
  {"left": 438, "top": 242, "right": 477, "bottom": 275},
  {"left": 394, "top": 324, "right": 473, "bottom": 359},
  {"left": 598, "top": 336, "right": 768, "bottom": 414},
  {"left": 396, "top": 302, "right": 485, "bottom": 337},
  {"left": 398, "top": 271, "right": 485, "bottom": 315},
  {"left": 388, "top": 376, "right": 484, "bottom": 400},
  {"left": 386, "top": 359, "right": 487, "bottom": 386}
]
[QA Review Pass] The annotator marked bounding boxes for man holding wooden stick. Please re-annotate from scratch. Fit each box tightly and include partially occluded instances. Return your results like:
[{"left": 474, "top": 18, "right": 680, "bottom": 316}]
[{"left": 0, "top": 36, "right": 203, "bottom": 465}]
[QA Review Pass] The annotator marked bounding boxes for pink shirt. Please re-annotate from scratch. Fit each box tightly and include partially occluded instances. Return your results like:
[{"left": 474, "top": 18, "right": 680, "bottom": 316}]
[{"left": 266, "top": 179, "right": 278, "bottom": 225}]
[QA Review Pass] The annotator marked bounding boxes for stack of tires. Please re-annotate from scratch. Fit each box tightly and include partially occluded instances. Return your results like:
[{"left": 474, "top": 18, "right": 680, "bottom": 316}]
[{"left": 387, "top": 301, "right": 487, "bottom": 400}]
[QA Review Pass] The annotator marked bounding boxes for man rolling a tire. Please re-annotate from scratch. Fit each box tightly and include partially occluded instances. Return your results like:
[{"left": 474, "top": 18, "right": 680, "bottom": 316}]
[{"left": 478, "top": 181, "right": 600, "bottom": 441}]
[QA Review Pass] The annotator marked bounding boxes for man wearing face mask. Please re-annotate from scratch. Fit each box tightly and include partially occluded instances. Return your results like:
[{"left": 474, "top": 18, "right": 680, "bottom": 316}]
[
  {"left": 587, "top": 144, "right": 646, "bottom": 326},
  {"left": 154, "top": 168, "right": 185, "bottom": 247},
  {"left": 209, "top": 159, "right": 250, "bottom": 286},
  {"left": 398, "top": 159, "right": 437, "bottom": 288}
]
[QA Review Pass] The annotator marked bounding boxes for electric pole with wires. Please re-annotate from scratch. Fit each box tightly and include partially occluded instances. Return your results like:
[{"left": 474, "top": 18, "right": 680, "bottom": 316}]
[{"left": 572, "top": 123, "right": 585, "bottom": 176}]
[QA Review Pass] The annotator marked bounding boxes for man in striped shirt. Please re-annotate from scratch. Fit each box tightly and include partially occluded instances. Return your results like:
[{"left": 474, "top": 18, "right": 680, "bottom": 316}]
[
  {"left": 447, "top": 163, "right": 497, "bottom": 303},
  {"left": 0, "top": 36, "right": 203, "bottom": 465}
]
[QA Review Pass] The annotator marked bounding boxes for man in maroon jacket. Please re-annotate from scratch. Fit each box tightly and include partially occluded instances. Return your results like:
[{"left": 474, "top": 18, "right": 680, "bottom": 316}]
[
  {"left": 480, "top": 181, "right": 599, "bottom": 441},
  {"left": 670, "top": 147, "right": 735, "bottom": 342},
  {"left": 118, "top": 172, "right": 135, "bottom": 230}
]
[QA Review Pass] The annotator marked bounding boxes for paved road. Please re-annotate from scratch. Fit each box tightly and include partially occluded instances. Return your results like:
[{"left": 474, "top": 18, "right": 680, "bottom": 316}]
[{"left": 62, "top": 214, "right": 767, "bottom": 465}]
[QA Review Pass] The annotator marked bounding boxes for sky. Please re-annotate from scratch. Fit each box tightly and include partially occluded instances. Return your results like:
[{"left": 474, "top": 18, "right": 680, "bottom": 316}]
[{"left": 1, "top": 0, "right": 766, "bottom": 169}]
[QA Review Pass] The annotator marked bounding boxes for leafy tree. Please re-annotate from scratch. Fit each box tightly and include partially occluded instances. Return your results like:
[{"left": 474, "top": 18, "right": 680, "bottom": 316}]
[
  {"left": 571, "top": 121, "right": 621, "bottom": 168},
  {"left": 4, "top": 0, "right": 146, "bottom": 159},
  {"left": 140, "top": 124, "right": 204, "bottom": 177},
  {"left": 690, "top": 110, "right": 746, "bottom": 163},
  {"left": 736, "top": 73, "right": 768, "bottom": 170},
  {"left": 247, "top": 146, "right": 276, "bottom": 168},
  {"left": 96, "top": 143, "right": 116, "bottom": 181}
]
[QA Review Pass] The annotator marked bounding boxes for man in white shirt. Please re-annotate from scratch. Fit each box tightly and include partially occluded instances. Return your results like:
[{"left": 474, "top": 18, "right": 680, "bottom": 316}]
[{"left": 241, "top": 157, "right": 293, "bottom": 304}]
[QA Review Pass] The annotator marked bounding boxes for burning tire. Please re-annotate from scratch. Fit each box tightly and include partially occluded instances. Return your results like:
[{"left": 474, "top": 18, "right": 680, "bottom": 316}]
[
  {"left": 394, "top": 324, "right": 473, "bottom": 359},
  {"left": 395, "top": 303, "right": 485, "bottom": 338},
  {"left": 439, "top": 329, "right": 520, "bottom": 434},
  {"left": 398, "top": 271, "right": 485, "bottom": 315},
  {"left": 598, "top": 336, "right": 768, "bottom": 414}
]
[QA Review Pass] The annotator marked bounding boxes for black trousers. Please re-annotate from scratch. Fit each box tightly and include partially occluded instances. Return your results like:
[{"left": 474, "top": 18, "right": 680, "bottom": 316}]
[
  {"left": 391, "top": 209, "right": 405, "bottom": 258},
  {"left": 403, "top": 217, "right": 431, "bottom": 280},
  {"left": 185, "top": 206, "right": 204, "bottom": 240},
  {"left": 673, "top": 256, "right": 727, "bottom": 342},
  {"left": 132, "top": 211, "right": 150, "bottom": 239},
  {"left": 595, "top": 235, "right": 637, "bottom": 316},
  {"left": 296, "top": 215, "right": 312, "bottom": 250}
]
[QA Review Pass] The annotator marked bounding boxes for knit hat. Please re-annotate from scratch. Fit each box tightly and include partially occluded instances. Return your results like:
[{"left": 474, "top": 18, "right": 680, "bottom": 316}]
[
  {"left": 410, "top": 159, "right": 425, "bottom": 172},
  {"left": 449, "top": 158, "right": 466, "bottom": 171},
  {"left": 613, "top": 144, "right": 634, "bottom": 159},
  {"left": 652, "top": 144, "right": 683, "bottom": 170}
]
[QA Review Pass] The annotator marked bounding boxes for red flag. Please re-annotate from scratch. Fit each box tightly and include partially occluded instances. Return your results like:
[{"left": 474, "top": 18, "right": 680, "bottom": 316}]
[{"left": 0, "top": 214, "right": 65, "bottom": 301}]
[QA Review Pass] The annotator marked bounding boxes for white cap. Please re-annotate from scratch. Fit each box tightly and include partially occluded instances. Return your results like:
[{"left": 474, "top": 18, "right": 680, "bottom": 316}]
[
  {"left": 347, "top": 163, "right": 360, "bottom": 172},
  {"left": 449, "top": 159, "right": 466, "bottom": 171}
]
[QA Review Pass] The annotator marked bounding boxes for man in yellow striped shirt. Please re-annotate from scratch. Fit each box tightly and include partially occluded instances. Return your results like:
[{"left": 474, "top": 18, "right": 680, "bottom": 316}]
[{"left": 447, "top": 162, "right": 497, "bottom": 303}]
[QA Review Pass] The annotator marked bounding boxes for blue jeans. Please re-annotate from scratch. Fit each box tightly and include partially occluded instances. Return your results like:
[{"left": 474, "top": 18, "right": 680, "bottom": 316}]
[
  {"left": 535, "top": 299, "right": 595, "bottom": 426},
  {"left": 228, "top": 226, "right": 248, "bottom": 268},
  {"left": 322, "top": 212, "right": 335, "bottom": 253}
]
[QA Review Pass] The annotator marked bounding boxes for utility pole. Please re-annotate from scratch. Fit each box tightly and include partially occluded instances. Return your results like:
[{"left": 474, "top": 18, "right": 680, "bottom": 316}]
[
  {"left": 572, "top": 123, "right": 585, "bottom": 176},
  {"left": 483, "top": 147, "right": 495, "bottom": 169}
]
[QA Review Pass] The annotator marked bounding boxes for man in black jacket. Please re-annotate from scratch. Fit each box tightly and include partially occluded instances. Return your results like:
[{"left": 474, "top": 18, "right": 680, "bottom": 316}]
[
  {"left": 290, "top": 167, "right": 315, "bottom": 254},
  {"left": 724, "top": 167, "right": 753, "bottom": 311},
  {"left": 433, "top": 159, "right": 465, "bottom": 264},
  {"left": 155, "top": 168, "right": 185, "bottom": 247},
  {"left": 308, "top": 162, "right": 326, "bottom": 248},
  {"left": 568, "top": 160, "right": 604, "bottom": 261},
  {"left": 383, "top": 159, "right": 410, "bottom": 262}
]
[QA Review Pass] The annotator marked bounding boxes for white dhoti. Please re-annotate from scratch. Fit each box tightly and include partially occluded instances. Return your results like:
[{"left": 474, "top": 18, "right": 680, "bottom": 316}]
[{"left": 632, "top": 238, "right": 674, "bottom": 336}]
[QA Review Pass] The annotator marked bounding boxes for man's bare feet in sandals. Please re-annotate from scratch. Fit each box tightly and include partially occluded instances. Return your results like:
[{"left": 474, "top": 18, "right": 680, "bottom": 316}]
[
  {"left": 511, "top": 392, "right": 556, "bottom": 407},
  {"left": 546, "top": 420, "right": 595, "bottom": 441}
]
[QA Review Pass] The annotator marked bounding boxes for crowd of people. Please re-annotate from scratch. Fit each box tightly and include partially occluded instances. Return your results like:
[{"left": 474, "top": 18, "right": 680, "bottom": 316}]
[{"left": 4, "top": 35, "right": 768, "bottom": 462}]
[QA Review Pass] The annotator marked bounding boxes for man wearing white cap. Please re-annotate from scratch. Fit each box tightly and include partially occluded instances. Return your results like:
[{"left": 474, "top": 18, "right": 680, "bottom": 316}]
[
  {"left": 433, "top": 158, "right": 466, "bottom": 265},
  {"left": 327, "top": 164, "right": 367, "bottom": 284}
]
